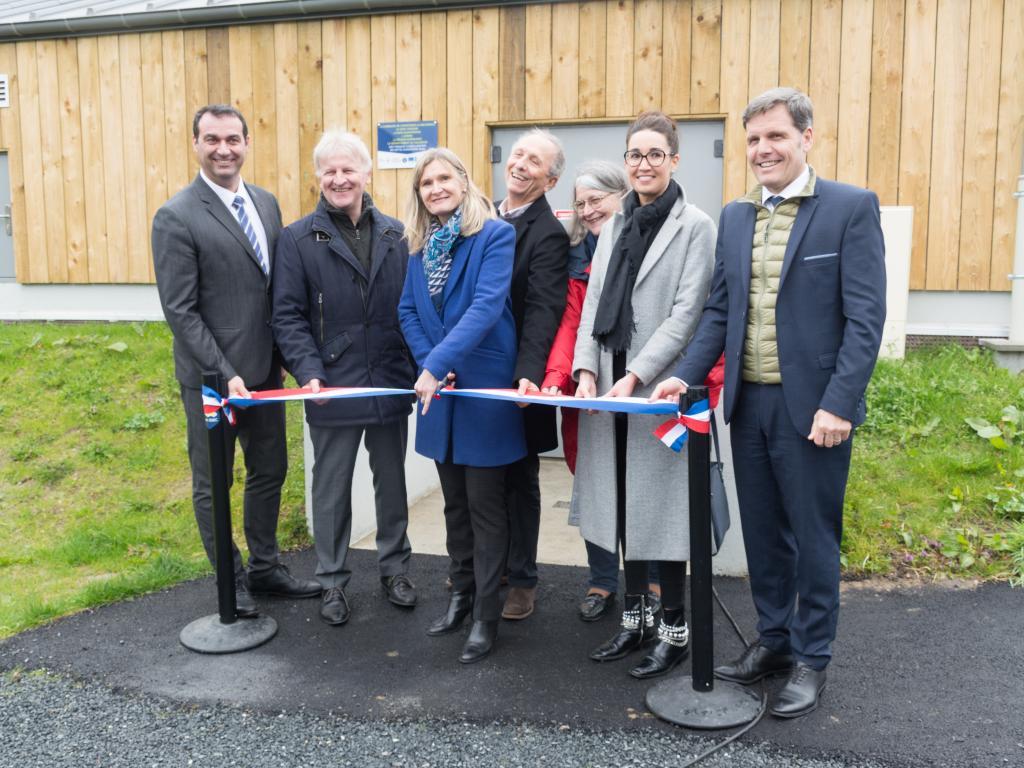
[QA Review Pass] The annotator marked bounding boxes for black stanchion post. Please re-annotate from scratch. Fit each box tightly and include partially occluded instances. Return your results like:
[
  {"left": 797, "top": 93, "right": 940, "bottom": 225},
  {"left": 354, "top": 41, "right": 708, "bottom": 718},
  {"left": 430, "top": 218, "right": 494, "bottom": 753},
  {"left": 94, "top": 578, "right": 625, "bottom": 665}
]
[
  {"left": 205, "top": 371, "right": 238, "bottom": 624},
  {"left": 646, "top": 386, "right": 760, "bottom": 729},
  {"left": 179, "top": 372, "right": 278, "bottom": 654},
  {"left": 685, "top": 386, "right": 714, "bottom": 692}
]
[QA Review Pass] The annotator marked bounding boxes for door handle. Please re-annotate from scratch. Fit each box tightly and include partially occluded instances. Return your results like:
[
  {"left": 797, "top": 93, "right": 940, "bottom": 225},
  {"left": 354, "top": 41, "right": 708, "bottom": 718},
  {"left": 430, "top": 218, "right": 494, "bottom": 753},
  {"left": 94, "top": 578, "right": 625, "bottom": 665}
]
[{"left": 0, "top": 204, "right": 10, "bottom": 236}]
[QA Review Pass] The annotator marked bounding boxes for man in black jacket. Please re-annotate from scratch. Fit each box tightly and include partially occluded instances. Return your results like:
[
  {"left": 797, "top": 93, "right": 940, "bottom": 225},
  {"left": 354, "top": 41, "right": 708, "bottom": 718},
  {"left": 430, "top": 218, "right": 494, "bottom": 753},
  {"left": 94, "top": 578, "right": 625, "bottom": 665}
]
[
  {"left": 497, "top": 129, "right": 570, "bottom": 620},
  {"left": 272, "top": 130, "right": 417, "bottom": 626}
]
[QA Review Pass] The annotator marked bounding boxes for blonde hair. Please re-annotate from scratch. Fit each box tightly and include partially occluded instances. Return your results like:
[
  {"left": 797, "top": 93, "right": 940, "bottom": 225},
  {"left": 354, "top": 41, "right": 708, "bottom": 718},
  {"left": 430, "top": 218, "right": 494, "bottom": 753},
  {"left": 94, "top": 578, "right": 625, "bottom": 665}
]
[{"left": 403, "top": 148, "right": 496, "bottom": 253}]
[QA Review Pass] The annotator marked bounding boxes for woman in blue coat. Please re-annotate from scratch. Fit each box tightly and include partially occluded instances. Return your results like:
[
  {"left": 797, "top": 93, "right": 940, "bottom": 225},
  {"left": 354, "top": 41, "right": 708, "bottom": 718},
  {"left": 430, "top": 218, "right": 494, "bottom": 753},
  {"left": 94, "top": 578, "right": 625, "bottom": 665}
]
[{"left": 398, "top": 148, "right": 526, "bottom": 664}]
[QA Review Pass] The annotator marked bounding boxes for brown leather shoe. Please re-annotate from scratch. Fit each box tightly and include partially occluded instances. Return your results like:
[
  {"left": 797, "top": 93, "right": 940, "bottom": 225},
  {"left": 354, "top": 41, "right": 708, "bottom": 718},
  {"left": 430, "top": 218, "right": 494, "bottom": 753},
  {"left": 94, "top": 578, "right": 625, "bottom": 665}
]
[{"left": 501, "top": 586, "right": 537, "bottom": 620}]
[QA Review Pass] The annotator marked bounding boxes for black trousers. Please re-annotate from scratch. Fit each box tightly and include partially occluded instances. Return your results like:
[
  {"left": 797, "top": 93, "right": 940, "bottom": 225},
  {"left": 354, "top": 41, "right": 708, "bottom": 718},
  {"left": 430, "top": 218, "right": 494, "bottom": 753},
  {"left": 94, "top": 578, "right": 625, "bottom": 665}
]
[
  {"left": 505, "top": 453, "right": 541, "bottom": 588},
  {"left": 180, "top": 367, "right": 287, "bottom": 577},
  {"left": 612, "top": 352, "right": 685, "bottom": 610},
  {"left": 436, "top": 461, "right": 509, "bottom": 621}
]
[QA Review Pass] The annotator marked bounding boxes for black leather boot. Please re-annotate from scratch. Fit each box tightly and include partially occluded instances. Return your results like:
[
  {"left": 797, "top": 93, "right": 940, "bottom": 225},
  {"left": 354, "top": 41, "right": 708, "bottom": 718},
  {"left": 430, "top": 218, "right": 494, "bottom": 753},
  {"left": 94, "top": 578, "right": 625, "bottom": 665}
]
[
  {"left": 629, "top": 607, "right": 690, "bottom": 679},
  {"left": 589, "top": 593, "right": 656, "bottom": 662},
  {"left": 426, "top": 591, "right": 473, "bottom": 636},
  {"left": 459, "top": 620, "right": 498, "bottom": 664}
]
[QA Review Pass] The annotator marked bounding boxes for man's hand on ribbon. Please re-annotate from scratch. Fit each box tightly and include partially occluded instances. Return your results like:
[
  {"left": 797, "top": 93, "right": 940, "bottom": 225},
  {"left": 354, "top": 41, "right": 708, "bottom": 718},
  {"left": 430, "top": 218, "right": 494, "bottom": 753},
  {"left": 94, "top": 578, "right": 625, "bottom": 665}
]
[
  {"left": 648, "top": 376, "right": 687, "bottom": 403},
  {"left": 227, "top": 375, "right": 251, "bottom": 399},
  {"left": 516, "top": 378, "right": 540, "bottom": 408},
  {"left": 305, "top": 378, "right": 328, "bottom": 405}
]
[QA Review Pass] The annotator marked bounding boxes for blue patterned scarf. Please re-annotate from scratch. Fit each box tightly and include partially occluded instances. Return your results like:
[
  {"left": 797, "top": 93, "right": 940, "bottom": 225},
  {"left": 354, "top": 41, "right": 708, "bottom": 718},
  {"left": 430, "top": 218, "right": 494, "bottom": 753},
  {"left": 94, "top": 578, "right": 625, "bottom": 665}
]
[{"left": 423, "top": 207, "right": 462, "bottom": 308}]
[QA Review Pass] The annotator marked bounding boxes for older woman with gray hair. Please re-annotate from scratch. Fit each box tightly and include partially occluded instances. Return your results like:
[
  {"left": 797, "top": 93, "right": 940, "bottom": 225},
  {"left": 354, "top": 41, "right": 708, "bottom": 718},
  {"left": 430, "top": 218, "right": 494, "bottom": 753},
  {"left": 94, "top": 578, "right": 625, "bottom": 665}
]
[{"left": 272, "top": 129, "right": 418, "bottom": 628}]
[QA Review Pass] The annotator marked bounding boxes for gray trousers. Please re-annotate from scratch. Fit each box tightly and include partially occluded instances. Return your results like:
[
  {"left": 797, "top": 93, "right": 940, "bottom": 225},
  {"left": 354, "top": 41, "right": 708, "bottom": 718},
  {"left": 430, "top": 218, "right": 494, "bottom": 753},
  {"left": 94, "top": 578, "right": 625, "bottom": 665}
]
[
  {"left": 180, "top": 376, "right": 286, "bottom": 577},
  {"left": 309, "top": 419, "right": 412, "bottom": 589}
]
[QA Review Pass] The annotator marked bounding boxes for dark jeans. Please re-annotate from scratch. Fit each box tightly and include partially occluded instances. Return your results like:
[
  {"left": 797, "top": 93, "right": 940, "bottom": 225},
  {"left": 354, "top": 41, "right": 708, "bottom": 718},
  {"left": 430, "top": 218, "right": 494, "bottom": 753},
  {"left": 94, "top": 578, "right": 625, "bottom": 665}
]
[{"left": 584, "top": 539, "right": 660, "bottom": 594}]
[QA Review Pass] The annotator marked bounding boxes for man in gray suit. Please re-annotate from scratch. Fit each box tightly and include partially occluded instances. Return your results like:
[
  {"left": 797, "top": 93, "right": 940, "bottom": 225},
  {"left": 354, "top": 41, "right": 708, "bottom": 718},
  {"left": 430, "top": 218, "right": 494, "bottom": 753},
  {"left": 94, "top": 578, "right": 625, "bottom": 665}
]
[{"left": 152, "top": 104, "right": 319, "bottom": 617}]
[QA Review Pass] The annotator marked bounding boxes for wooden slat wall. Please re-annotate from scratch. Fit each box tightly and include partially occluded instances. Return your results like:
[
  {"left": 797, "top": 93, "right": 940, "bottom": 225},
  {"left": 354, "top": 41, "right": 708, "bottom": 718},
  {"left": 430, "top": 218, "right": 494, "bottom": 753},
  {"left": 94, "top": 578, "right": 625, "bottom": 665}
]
[{"left": 0, "top": 0, "right": 1020, "bottom": 292}]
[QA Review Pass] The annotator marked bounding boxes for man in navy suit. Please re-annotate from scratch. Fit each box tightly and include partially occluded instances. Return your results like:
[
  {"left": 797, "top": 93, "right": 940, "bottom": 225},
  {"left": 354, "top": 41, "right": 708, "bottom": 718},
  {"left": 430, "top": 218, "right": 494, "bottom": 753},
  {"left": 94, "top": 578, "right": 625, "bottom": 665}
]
[{"left": 651, "top": 88, "right": 885, "bottom": 718}]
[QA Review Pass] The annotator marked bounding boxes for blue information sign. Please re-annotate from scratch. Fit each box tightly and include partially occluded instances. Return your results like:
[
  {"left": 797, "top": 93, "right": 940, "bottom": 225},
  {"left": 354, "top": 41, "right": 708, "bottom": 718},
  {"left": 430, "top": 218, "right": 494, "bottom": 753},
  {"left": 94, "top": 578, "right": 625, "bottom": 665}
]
[{"left": 376, "top": 120, "right": 439, "bottom": 169}]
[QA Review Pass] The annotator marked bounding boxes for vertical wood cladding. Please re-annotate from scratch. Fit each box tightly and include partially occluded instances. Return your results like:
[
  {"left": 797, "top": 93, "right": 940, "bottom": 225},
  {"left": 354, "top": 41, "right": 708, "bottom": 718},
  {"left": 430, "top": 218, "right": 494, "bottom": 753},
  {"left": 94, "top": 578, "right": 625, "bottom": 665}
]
[{"left": 0, "top": 0, "right": 1019, "bottom": 291}]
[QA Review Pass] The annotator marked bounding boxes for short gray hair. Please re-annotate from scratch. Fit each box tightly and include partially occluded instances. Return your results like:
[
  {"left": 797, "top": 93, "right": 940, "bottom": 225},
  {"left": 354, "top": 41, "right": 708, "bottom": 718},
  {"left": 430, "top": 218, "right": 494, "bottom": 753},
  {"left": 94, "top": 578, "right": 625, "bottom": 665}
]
[
  {"left": 742, "top": 88, "right": 814, "bottom": 132},
  {"left": 313, "top": 129, "right": 372, "bottom": 174},
  {"left": 517, "top": 127, "right": 566, "bottom": 179},
  {"left": 569, "top": 160, "right": 629, "bottom": 246}
]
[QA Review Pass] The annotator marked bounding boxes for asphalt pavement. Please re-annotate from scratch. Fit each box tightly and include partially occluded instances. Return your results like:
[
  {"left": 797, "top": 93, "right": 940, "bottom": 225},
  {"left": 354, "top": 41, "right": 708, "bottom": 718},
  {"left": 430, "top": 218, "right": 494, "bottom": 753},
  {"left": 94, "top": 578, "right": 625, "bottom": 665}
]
[{"left": 1, "top": 548, "right": 1021, "bottom": 767}]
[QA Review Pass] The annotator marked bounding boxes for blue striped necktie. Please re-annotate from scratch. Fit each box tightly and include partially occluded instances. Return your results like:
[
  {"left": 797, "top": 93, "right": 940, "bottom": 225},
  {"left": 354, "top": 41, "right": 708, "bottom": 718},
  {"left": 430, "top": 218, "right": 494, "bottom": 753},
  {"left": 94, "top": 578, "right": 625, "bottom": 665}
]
[
  {"left": 766, "top": 195, "right": 785, "bottom": 210},
  {"left": 232, "top": 195, "right": 268, "bottom": 275}
]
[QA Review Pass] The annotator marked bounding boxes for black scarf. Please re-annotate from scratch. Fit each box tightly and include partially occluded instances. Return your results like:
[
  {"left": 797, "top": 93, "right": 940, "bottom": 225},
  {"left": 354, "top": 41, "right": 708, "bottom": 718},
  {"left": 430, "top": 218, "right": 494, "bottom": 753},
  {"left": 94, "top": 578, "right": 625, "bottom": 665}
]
[{"left": 592, "top": 180, "right": 681, "bottom": 352}]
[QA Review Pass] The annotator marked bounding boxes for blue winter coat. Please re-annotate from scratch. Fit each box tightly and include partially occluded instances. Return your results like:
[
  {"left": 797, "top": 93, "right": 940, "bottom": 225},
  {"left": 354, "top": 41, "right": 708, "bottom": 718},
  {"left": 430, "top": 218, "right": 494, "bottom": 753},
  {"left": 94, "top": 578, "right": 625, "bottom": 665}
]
[
  {"left": 398, "top": 217, "right": 527, "bottom": 467},
  {"left": 272, "top": 198, "right": 415, "bottom": 427}
]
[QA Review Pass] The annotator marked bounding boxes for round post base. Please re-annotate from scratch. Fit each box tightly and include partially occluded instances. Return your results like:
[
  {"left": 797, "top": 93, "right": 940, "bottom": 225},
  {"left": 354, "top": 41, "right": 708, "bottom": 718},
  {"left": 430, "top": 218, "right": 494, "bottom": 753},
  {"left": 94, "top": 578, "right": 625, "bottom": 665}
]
[
  {"left": 179, "top": 614, "right": 278, "bottom": 654},
  {"left": 646, "top": 676, "right": 762, "bottom": 730}
]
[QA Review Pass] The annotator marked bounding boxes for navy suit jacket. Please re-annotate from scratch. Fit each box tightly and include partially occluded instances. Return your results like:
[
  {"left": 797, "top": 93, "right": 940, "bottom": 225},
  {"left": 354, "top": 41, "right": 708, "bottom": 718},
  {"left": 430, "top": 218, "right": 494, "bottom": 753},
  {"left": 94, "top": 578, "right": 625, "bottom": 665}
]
[
  {"left": 398, "top": 217, "right": 527, "bottom": 467},
  {"left": 675, "top": 176, "right": 886, "bottom": 438}
]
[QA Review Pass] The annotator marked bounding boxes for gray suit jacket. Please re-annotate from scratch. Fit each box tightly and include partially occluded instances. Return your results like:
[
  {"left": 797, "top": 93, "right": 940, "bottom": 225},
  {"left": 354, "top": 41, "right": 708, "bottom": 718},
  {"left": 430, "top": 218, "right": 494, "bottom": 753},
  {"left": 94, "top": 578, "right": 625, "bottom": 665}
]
[{"left": 152, "top": 174, "right": 283, "bottom": 389}]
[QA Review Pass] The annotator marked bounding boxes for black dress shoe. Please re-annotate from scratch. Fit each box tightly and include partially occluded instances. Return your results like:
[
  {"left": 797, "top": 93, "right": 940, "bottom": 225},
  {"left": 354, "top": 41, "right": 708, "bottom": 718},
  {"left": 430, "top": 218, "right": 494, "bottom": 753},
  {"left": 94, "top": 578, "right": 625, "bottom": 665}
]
[
  {"left": 715, "top": 643, "right": 794, "bottom": 685},
  {"left": 319, "top": 587, "right": 350, "bottom": 625},
  {"left": 426, "top": 591, "right": 473, "bottom": 636},
  {"left": 233, "top": 571, "right": 259, "bottom": 618},
  {"left": 770, "top": 662, "right": 827, "bottom": 718},
  {"left": 248, "top": 564, "right": 321, "bottom": 599},
  {"left": 630, "top": 610, "right": 690, "bottom": 679},
  {"left": 382, "top": 574, "right": 417, "bottom": 607},
  {"left": 578, "top": 592, "right": 616, "bottom": 622},
  {"left": 459, "top": 620, "right": 497, "bottom": 664},
  {"left": 589, "top": 594, "right": 657, "bottom": 662}
]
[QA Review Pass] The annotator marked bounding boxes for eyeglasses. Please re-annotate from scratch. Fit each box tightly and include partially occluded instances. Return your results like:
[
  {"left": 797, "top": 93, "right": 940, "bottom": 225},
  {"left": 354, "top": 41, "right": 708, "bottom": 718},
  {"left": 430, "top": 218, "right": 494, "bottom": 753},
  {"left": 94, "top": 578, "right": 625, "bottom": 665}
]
[
  {"left": 623, "top": 149, "right": 673, "bottom": 167},
  {"left": 572, "top": 194, "right": 610, "bottom": 213}
]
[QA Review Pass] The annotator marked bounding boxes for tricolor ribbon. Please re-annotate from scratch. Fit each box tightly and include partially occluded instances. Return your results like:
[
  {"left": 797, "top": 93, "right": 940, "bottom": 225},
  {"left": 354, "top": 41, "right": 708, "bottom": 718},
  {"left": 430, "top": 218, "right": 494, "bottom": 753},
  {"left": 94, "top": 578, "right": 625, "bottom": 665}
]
[
  {"left": 197, "top": 387, "right": 679, "bottom": 430},
  {"left": 653, "top": 399, "right": 711, "bottom": 452},
  {"left": 202, "top": 385, "right": 236, "bottom": 428}
]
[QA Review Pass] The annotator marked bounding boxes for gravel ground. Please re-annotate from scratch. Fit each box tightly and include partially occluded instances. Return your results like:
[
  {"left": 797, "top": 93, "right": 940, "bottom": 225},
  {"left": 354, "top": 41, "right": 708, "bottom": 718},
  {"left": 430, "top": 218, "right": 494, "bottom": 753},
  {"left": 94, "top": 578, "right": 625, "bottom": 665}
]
[{"left": 0, "top": 671, "right": 893, "bottom": 768}]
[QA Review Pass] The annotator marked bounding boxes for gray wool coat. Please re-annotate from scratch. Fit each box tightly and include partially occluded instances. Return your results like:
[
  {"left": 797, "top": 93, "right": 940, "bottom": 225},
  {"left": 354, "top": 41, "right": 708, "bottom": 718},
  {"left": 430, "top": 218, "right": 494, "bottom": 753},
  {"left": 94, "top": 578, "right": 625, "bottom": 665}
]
[{"left": 572, "top": 191, "right": 715, "bottom": 562}]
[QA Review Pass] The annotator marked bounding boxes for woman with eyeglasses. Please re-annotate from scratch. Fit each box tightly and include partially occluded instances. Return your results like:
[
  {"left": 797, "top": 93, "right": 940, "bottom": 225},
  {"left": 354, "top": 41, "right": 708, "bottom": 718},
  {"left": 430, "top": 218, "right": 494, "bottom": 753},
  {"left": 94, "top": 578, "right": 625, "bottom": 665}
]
[
  {"left": 520, "top": 161, "right": 661, "bottom": 622},
  {"left": 572, "top": 111, "right": 720, "bottom": 679},
  {"left": 398, "top": 148, "right": 525, "bottom": 664}
]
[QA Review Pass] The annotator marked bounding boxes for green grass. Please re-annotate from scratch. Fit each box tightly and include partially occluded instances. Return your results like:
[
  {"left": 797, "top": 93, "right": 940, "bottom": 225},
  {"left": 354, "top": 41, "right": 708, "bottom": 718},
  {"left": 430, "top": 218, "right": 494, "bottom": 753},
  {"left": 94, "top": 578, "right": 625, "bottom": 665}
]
[
  {"left": 0, "top": 321, "right": 310, "bottom": 638},
  {"left": 1, "top": 325, "right": 1022, "bottom": 639},
  {"left": 845, "top": 344, "right": 1024, "bottom": 581}
]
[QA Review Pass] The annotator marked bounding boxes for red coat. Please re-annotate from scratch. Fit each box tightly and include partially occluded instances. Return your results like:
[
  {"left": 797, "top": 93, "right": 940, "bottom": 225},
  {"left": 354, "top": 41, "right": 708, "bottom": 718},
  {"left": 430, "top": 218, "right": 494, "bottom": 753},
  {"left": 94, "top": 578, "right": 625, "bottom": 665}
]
[{"left": 542, "top": 269, "right": 724, "bottom": 473}]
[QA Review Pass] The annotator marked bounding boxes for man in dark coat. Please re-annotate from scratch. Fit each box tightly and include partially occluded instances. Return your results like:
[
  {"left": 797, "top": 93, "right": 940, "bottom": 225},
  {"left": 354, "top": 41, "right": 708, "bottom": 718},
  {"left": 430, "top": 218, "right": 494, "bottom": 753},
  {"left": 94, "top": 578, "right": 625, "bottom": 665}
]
[
  {"left": 652, "top": 88, "right": 885, "bottom": 718},
  {"left": 272, "top": 130, "right": 417, "bottom": 626},
  {"left": 497, "top": 129, "right": 570, "bottom": 620}
]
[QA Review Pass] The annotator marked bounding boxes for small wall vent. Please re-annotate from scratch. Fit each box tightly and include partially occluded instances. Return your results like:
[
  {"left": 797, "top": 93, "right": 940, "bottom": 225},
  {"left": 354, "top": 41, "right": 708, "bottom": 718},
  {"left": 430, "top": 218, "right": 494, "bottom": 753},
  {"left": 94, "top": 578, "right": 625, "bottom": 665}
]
[{"left": 0, "top": 75, "right": 8, "bottom": 108}]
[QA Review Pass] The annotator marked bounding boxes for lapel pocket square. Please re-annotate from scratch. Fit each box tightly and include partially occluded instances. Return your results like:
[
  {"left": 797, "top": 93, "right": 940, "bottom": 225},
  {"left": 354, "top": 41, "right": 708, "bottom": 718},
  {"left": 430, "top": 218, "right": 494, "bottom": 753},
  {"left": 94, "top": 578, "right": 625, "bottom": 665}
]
[{"left": 803, "top": 252, "right": 838, "bottom": 262}]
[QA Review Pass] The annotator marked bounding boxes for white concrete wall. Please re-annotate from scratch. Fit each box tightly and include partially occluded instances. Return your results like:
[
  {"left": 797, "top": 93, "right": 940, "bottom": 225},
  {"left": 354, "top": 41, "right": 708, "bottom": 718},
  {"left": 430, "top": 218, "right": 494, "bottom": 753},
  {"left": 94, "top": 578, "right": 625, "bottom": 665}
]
[{"left": 879, "top": 206, "right": 913, "bottom": 359}]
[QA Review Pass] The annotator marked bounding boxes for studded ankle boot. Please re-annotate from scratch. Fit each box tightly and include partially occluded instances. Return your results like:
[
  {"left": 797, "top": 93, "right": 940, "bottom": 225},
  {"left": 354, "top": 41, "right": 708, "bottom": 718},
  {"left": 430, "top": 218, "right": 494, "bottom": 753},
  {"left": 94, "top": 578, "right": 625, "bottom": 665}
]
[
  {"left": 629, "top": 607, "right": 690, "bottom": 679},
  {"left": 589, "top": 593, "right": 657, "bottom": 662}
]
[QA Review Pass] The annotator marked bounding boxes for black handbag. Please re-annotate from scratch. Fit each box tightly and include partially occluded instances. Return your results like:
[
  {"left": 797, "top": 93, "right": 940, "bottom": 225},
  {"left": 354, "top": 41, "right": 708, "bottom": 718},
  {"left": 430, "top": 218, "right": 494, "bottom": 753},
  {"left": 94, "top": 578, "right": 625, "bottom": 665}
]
[{"left": 709, "top": 413, "right": 731, "bottom": 555}]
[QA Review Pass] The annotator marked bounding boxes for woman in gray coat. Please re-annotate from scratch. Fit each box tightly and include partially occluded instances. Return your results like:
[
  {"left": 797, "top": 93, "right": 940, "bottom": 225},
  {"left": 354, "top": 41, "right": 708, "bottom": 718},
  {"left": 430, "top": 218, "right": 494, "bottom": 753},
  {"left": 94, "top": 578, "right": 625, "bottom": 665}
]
[{"left": 573, "top": 111, "right": 715, "bottom": 678}]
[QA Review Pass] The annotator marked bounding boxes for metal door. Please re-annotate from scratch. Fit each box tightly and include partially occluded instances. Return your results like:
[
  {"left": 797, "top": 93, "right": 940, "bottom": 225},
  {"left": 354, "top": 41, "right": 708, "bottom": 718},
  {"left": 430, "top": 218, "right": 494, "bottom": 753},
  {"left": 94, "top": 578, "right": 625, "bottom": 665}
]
[
  {"left": 0, "top": 153, "right": 12, "bottom": 279},
  {"left": 490, "top": 120, "right": 724, "bottom": 224}
]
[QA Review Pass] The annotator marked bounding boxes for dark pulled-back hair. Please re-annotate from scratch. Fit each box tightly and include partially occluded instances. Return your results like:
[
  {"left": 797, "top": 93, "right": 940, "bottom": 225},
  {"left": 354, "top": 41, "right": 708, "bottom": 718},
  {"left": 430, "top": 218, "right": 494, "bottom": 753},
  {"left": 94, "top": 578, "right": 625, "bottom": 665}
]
[
  {"left": 625, "top": 110, "right": 679, "bottom": 155},
  {"left": 192, "top": 104, "right": 249, "bottom": 139}
]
